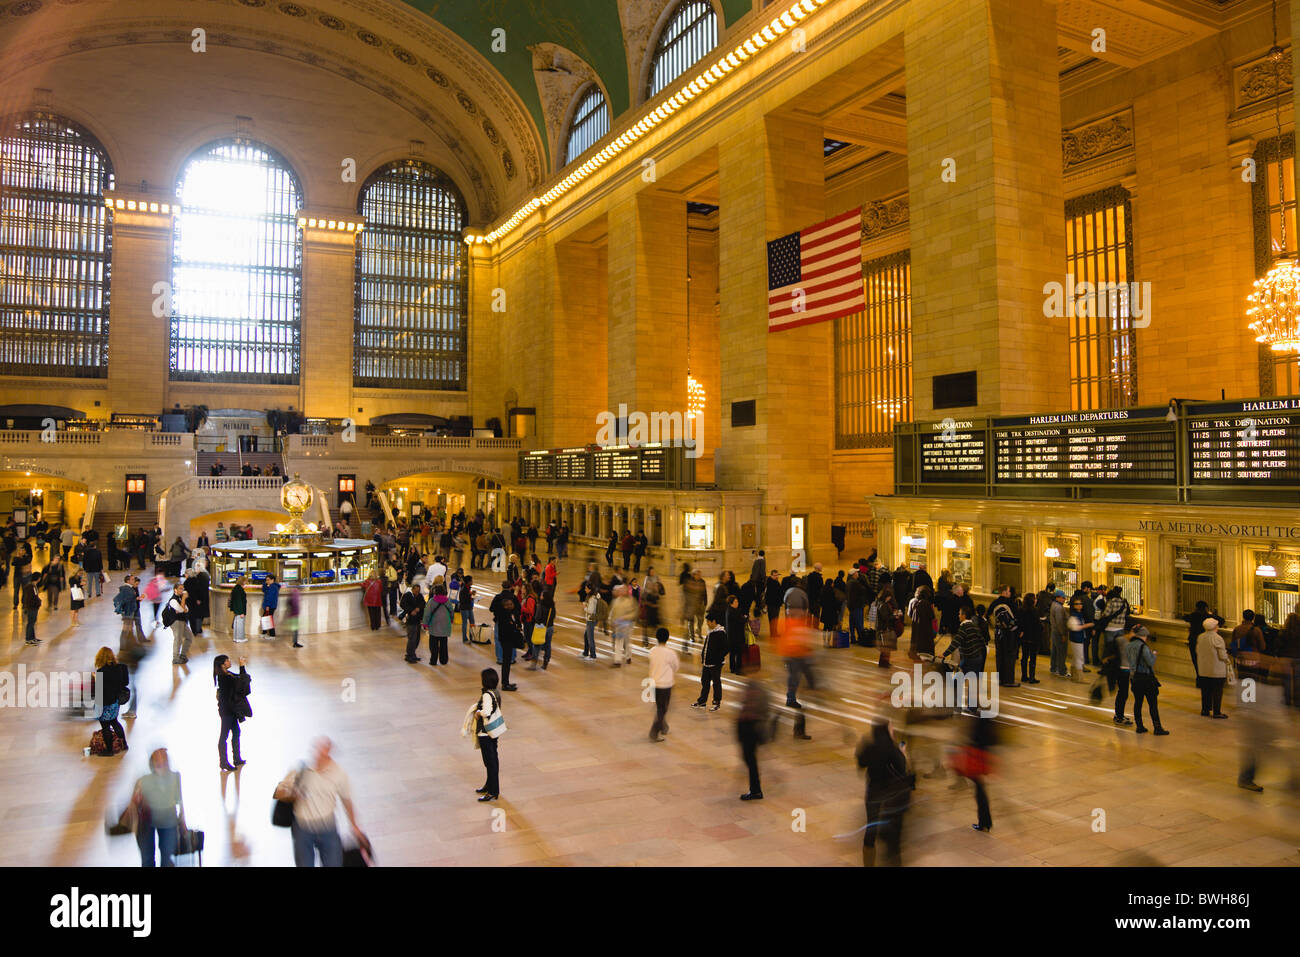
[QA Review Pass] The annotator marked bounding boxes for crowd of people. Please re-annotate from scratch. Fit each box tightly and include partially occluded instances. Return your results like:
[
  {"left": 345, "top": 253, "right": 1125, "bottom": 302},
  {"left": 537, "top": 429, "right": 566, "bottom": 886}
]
[{"left": 23, "top": 496, "right": 1299, "bottom": 867}]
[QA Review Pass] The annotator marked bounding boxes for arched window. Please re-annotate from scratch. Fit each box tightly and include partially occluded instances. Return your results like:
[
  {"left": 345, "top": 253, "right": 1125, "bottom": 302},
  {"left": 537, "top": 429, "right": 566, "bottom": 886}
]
[
  {"left": 647, "top": 0, "right": 718, "bottom": 99},
  {"left": 171, "top": 139, "right": 303, "bottom": 383},
  {"left": 354, "top": 161, "right": 467, "bottom": 390},
  {"left": 0, "top": 113, "right": 114, "bottom": 378},
  {"left": 564, "top": 85, "right": 609, "bottom": 166}
]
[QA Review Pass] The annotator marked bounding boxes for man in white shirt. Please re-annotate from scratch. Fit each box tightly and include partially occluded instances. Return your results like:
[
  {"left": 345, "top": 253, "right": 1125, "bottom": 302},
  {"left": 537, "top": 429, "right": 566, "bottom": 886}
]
[
  {"left": 648, "top": 627, "right": 680, "bottom": 743},
  {"left": 274, "top": 737, "right": 362, "bottom": 867},
  {"left": 424, "top": 555, "right": 448, "bottom": 590}
]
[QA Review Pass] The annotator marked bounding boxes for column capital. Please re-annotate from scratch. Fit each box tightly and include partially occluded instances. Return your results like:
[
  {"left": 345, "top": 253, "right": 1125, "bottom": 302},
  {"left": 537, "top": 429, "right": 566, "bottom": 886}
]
[{"left": 297, "top": 210, "right": 365, "bottom": 248}]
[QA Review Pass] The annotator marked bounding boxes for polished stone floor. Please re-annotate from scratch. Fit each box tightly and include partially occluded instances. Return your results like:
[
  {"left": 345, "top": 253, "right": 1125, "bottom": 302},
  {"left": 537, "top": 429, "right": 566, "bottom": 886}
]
[{"left": 1, "top": 557, "right": 1297, "bottom": 867}]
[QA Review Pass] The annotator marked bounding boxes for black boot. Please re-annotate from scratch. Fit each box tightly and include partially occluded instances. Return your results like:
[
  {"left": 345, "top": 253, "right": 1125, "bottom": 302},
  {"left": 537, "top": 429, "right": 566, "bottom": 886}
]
[{"left": 218, "top": 745, "right": 235, "bottom": 771}]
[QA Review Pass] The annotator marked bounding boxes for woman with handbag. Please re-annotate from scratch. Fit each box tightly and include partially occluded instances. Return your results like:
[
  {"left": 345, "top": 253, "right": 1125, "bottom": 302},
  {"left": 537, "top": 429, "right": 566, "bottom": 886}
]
[
  {"left": 470, "top": 668, "right": 506, "bottom": 801},
  {"left": 949, "top": 713, "right": 997, "bottom": 832},
  {"left": 93, "top": 646, "right": 129, "bottom": 756},
  {"left": 875, "top": 585, "right": 900, "bottom": 669},
  {"left": 68, "top": 570, "right": 86, "bottom": 626},
  {"left": 855, "top": 718, "right": 911, "bottom": 866},
  {"left": 214, "top": 654, "right": 252, "bottom": 771},
  {"left": 260, "top": 574, "right": 280, "bottom": 638},
  {"left": 129, "top": 748, "right": 185, "bottom": 867}
]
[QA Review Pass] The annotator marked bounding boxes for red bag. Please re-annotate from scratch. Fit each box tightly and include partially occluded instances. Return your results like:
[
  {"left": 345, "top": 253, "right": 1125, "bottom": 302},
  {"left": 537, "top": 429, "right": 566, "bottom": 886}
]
[
  {"left": 949, "top": 745, "right": 993, "bottom": 779},
  {"left": 744, "top": 643, "right": 761, "bottom": 671}
]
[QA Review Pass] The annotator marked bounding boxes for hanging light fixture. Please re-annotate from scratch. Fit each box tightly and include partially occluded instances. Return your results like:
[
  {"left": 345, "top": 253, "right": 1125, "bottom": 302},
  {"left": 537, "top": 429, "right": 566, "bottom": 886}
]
[
  {"left": 1044, "top": 543, "right": 1061, "bottom": 559},
  {"left": 942, "top": 528, "right": 958, "bottom": 550},
  {"left": 1257, "top": 544, "right": 1280, "bottom": 577},
  {"left": 1104, "top": 543, "right": 1123, "bottom": 564},
  {"left": 1247, "top": 0, "right": 1300, "bottom": 352},
  {"left": 900, "top": 530, "right": 913, "bottom": 545}
]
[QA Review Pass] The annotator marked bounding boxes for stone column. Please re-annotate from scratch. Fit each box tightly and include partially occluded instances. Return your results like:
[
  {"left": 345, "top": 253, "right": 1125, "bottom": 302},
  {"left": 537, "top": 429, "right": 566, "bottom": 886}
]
[
  {"left": 103, "top": 193, "right": 173, "bottom": 414},
  {"left": 904, "top": 0, "right": 1067, "bottom": 418},
  {"left": 606, "top": 190, "right": 689, "bottom": 421},
  {"left": 298, "top": 213, "right": 362, "bottom": 419},
  {"left": 717, "top": 114, "right": 832, "bottom": 553}
]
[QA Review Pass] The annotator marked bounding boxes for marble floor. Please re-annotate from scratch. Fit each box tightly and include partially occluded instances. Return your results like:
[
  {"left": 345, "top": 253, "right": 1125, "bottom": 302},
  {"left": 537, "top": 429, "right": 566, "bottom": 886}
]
[{"left": 1, "top": 560, "right": 1298, "bottom": 867}]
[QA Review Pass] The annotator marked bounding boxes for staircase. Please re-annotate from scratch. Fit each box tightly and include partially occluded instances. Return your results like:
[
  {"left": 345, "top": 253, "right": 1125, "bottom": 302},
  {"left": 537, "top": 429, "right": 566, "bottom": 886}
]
[{"left": 91, "top": 508, "right": 157, "bottom": 568}]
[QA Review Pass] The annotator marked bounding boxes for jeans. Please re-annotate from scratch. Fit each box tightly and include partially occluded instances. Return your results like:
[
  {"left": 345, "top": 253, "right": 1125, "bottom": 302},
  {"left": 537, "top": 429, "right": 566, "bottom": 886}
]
[
  {"left": 1020, "top": 635, "right": 1037, "bottom": 680},
  {"left": 24, "top": 609, "right": 36, "bottom": 642},
  {"left": 536, "top": 625, "right": 553, "bottom": 665},
  {"left": 738, "top": 720, "right": 761, "bottom": 794},
  {"left": 957, "top": 651, "right": 986, "bottom": 710},
  {"left": 171, "top": 622, "right": 191, "bottom": 662},
  {"left": 849, "top": 606, "right": 865, "bottom": 644},
  {"left": 583, "top": 619, "right": 597, "bottom": 656},
  {"left": 1050, "top": 632, "right": 1067, "bottom": 675},
  {"left": 404, "top": 621, "right": 422, "bottom": 659},
  {"left": 612, "top": 621, "right": 631, "bottom": 661},
  {"left": 1131, "top": 675, "right": 1162, "bottom": 729},
  {"left": 696, "top": 664, "right": 722, "bottom": 705},
  {"left": 461, "top": 605, "right": 475, "bottom": 642},
  {"left": 650, "top": 687, "right": 671, "bottom": 739},
  {"left": 523, "top": 621, "right": 536, "bottom": 655},
  {"left": 219, "top": 712, "right": 242, "bottom": 765},
  {"left": 137, "top": 824, "right": 177, "bottom": 867},
  {"left": 1114, "top": 670, "right": 1130, "bottom": 719},
  {"left": 89, "top": 574, "right": 102, "bottom": 598},
  {"left": 233, "top": 614, "right": 245, "bottom": 642},
  {"left": 479, "top": 735, "right": 500, "bottom": 795},
  {"left": 785, "top": 657, "right": 815, "bottom": 704},
  {"left": 291, "top": 822, "right": 343, "bottom": 867}
]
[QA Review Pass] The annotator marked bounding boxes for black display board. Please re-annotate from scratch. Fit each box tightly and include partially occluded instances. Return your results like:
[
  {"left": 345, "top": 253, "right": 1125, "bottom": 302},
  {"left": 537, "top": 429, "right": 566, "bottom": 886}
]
[
  {"left": 992, "top": 407, "right": 1175, "bottom": 485},
  {"left": 1187, "top": 398, "right": 1300, "bottom": 485}
]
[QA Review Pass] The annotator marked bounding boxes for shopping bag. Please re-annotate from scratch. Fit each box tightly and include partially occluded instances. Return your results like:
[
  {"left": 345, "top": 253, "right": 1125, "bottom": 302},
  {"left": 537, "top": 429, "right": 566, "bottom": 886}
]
[{"left": 260, "top": 615, "right": 274, "bottom": 630}]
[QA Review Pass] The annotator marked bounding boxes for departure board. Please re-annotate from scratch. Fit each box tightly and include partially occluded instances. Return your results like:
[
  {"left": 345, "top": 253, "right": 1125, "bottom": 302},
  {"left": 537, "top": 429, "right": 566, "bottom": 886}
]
[
  {"left": 918, "top": 420, "right": 987, "bottom": 483},
  {"left": 1188, "top": 398, "right": 1300, "bottom": 485},
  {"left": 992, "top": 408, "right": 1176, "bottom": 485}
]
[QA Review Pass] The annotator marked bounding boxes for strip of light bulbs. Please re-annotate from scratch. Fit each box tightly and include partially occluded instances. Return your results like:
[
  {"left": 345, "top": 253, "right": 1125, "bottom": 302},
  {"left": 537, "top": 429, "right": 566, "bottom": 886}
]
[{"left": 464, "top": 0, "right": 830, "bottom": 246}]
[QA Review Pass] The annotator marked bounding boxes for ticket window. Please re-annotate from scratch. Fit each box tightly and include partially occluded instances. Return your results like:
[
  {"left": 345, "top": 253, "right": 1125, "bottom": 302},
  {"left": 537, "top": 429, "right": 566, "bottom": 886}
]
[
  {"left": 1044, "top": 534, "right": 1080, "bottom": 592},
  {"left": 1254, "top": 549, "right": 1300, "bottom": 629},
  {"left": 1173, "top": 545, "right": 1218, "bottom": 618},
  {"left": 247, "top": 552, "right": 277, "bottom": 586},
  {"left": 991, "top": 530, "right": 1024, "bottom": 594},
  {"left": 1098, "top": 536, "right": 1145, "bottom": 614},
  {"left": 940, "top": 528, "right": 973, "bottom": 587},
  {"left": 683, "top": 511, "right": 715, "bottom": 549},
  {"left": 901, "top": 526, "right": 928, "bottom": 571}
]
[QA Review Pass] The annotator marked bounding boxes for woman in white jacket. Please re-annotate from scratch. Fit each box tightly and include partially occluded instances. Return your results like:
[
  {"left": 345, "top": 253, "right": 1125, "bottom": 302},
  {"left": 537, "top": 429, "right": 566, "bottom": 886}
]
[{"left": 1195, "top": 618, "right": 1230, "bottom": 719}]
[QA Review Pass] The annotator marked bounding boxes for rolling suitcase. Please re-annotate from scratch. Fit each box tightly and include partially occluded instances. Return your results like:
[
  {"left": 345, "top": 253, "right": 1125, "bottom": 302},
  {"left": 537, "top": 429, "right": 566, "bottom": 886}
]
[
  {"left": 744, "top": 641, "right": 761, "bottom": 671},
  {"left": 832, "top": 630, "right": 851, "bottom": 648}
]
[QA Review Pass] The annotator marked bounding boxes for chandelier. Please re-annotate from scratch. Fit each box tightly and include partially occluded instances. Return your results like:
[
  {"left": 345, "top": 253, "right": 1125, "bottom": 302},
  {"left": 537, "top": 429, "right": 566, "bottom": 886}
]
[
  {"left": 687, "top": 374, "right": 705, "bottom": 419},
  {"left": 1248, "top": 1, "right": 1300, "bottom": 352}
]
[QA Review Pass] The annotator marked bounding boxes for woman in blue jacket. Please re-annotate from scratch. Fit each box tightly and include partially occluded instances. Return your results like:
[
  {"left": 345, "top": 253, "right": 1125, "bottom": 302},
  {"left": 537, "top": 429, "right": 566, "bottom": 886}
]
[{"left": 260, "top": 574, "right": 280, "bottom": 639}]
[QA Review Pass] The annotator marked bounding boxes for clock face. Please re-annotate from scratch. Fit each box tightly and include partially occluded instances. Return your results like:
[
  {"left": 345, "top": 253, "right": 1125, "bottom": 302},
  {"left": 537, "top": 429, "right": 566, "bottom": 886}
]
[{"left": 283, "top": 484, "right": 312, "bottom": 510}]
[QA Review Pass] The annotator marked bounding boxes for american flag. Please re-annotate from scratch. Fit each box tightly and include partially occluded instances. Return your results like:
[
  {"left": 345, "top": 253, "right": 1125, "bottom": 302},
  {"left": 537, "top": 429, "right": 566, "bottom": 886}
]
[{"left": 766, "top": 207, "right": 864, "bottom": 332}]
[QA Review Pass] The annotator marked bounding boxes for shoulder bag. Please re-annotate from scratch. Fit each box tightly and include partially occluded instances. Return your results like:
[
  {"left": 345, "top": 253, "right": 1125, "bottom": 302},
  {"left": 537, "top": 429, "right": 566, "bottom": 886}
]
[{"left": 481, "top": 691, "right": 507, "bottom": 739}]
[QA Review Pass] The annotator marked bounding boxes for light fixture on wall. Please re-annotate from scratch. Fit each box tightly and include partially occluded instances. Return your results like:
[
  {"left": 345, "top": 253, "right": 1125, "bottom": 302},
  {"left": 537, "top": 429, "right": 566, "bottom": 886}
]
[
  {"left": 942, "top": 530, "right": 958, "bottom": 549},
  {"left": 1257, "top": 543, "right": 1280, "bottom": 577},
  {"left": 1044, "top": 545, "right": 1061, "bottom": 559},
  {"left": 1104, "top": 545, "right": 1122, "bottom": 564},
  {"left": 990, "top": 539, "right": 1005, "bottom": 554},
  {"left": 900, "top": 531, "right": 913, "bottom": 546},
  {"left": 1173, "top": 554, "right": 1192, "bottom": 569},
  {"left": 1246, "top": 0, "right": 1300, "bottom": 352}
]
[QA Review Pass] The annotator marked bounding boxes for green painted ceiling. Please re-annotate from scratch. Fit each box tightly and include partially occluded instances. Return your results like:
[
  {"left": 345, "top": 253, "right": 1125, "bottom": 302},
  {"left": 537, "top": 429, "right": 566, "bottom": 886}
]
[{"left": 405, "top": 0, "right": 751, "bottom": 162}]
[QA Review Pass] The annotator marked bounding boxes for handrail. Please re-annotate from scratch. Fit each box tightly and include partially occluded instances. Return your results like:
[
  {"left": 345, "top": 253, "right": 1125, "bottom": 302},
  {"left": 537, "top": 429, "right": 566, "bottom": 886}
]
[
  {"left": 376, "top": 489, "right": 396, "bottom": 528},
  {"left": 81, "top": 492, "right": 97, "bottom": 533}
]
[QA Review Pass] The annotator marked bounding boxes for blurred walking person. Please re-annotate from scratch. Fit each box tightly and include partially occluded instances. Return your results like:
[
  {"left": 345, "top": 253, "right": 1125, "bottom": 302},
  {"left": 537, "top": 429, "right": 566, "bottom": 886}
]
[
  {"left": 274, "top": 737, "right": 363, "bottom": 867},
  {"left": 736, "top": 677, "right": 770, "bottom": 801},
  {"left": 950, "top": 713, "right": 996, "bottom": 832},
  {"left": 126, "top": 749, "right": 186, "bottom": 867},
  {"left": 855, "top": 718, "right": 911, "bottom": 866},
  {"left": 609, "top": 584, "right": 637, "bottom": 667}
]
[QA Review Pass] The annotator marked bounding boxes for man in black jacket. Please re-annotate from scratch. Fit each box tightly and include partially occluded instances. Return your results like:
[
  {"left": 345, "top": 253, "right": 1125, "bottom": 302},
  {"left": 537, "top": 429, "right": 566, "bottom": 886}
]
[
  {"left": 82, "top": 543, "right": 104, "bottom": 597},
  {"left": 913, "top": 564, "right": 934, "bottom": 592},
  {"left": 633, "top": 531, "right": 647, "bottom": 572},
  {"left": 764, "top": 571, "right": 784, "bottom": 638},
  {"left": 847, "top": 572, "right": 870, "bottom": 645},
  {"left": 943, "top": 604, "right": 989, "bottom": 712},
  {"left": 489, "top": 582, "right": 522, "bottom": 691},
  {"left": 726, "top": 594, "right": 748, "bottom": 674},
  {"left": 693, "top": 611, "right": 728, "bottom": 710},
  {"left": 989, "top": 586, "right": 1020, "bottom": 688},
  {"left": 401, "top": 583, "right": 426, "bottom": 663},
  {"left": 891, "top": 564, "right": 913, "bottom": 606}
]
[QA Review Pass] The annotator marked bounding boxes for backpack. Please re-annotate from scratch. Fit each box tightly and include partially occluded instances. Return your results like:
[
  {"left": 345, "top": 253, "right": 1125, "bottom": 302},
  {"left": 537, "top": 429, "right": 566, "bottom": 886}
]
[
  {"left": 994, "top": 602, "right": 1019, "bottom": 635},
  {"left": 161, "top": 602, "right": 178, "bottom": 627},
  {"left": 112, "top": 591, "right": 126, "bottom": 616}
]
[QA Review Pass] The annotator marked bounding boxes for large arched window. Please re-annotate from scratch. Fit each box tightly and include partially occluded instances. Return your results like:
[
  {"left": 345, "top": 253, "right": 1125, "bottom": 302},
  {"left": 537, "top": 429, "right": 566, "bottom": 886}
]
[
  {"left": 564, "top": 85, "right": 610, "bottom": 166},
  {"left": 354, "top": 161, "right": 467, "bottom": 390},
  {"left": 0, "top": 113, "right": 114, "bottom": 378},
  {"left": 647, "top": 0, "right": 718, "bottom": 99},
  {"left": 171, "top": 139, "right": 303, "bottom": 383}
]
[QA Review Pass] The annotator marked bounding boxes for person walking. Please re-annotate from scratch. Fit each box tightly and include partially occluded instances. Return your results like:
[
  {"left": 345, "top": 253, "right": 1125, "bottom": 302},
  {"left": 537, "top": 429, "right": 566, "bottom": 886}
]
[
  {"left": 1110, "top": 623, "right": 1134, "bottom": 726},
  {"left": 128, "top": 749, "right": 186, "bottom": 867},
  {"left": 1065, "top": 597, "right": 1092, "bottom": 681},
  {"left": 609, "top": 584, "right": 637, "bottom": 667},
  {"left": 21, "top": 574, "right": 41, "bottom": 644},
  {"left": 736, "top": 677, "right": 770, "bottom": 801},
  {"left": 855, "top": 718, "right": 911, "bottom": 866},
  {"left": 909, "top": 586, "right": 938, "bottom": 660},
  {"left": 284, "top": 583, "right": 302, "bottom": 648},
  {"left": 1196, "top": 618, "right": 1230, "bottom": 719},
  {"left": 165, "top": 585, "right": 191, "bottom": 665},
  {"left": 648, "top": 627, "right": 680, "bottom": 743},
  {"left": 459, "top": 575, "right": 475, "bottom": 644},
  {"left": 951, "top": 713, "right": 996, "bottom": 832},
  {"left": 1126, "top": 625, "right": 1169, "bottom": 735},
  {"left": 693, "top": 611, "right": 728, "bottom": 711},
  {"left": 228, "top": 575, "right": 248, "bottom": 643},
  {"left": 777, "top": 613, "right": 818, "bottom": 713},
  {"left": 401, "top": 582, "right": 426, "bottom": 663},
  {"left": 581, "top": 586, "right": 600, "bottom": 659},
  {"left": 93, "top": 646, "right": 129, "bottom": 756},
  {"left": 468, "top": 668, "right": 506, "bottom": 801},
  {"left": 423, "top": 583, "right": 454, "bottom": 667},
  {"left": 274, "top": 738, "right": 363, "bottom": 867},
  {"left": 260, "top": 574, "right": 280, "bottom": 639},
  {"left": 214, "top": 654, "right": 251, "bottom": 771},
  {"left": 67, "top": 569, "right": 85, "bottom": 626},
  {"left": 42, "top": 554, "right": 65, "bottom": 610}
]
